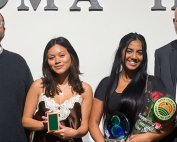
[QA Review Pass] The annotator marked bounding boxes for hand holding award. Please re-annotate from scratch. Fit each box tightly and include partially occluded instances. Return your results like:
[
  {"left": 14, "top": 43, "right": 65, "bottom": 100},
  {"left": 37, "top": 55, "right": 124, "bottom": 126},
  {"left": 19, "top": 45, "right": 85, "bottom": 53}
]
[{"left": 133, "top": 81, "right": 177, "bottom": 134}]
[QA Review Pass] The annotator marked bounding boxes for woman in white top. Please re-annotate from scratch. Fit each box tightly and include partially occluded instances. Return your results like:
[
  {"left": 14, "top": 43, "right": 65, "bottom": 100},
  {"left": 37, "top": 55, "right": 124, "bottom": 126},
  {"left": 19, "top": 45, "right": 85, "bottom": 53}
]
[{"left": 22, "top": 37, "right": 93, "bottom": 142}]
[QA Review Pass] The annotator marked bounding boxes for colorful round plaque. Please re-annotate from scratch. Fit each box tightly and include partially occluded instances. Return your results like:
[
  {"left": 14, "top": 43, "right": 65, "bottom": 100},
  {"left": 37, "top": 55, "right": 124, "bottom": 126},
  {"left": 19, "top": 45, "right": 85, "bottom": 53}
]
[
  {"left": 105, "top": 112, "right": 130, "bottom": 140},
  {"left": 153, "top": 97, "right": 176, "bottom": 121}
]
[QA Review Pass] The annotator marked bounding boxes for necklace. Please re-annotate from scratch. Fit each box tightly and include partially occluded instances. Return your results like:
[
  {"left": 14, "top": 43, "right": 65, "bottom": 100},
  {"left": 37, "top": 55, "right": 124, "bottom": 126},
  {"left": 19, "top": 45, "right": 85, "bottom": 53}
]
[{"left": 57, "top": 83, "right": 68, "bottom": 95}]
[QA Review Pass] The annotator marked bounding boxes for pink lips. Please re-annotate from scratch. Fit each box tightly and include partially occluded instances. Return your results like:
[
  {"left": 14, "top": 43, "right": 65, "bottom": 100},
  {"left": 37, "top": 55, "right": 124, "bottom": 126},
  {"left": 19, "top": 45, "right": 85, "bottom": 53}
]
[{"left": 55, "top": 65, "right": 63, "bottom": 69}]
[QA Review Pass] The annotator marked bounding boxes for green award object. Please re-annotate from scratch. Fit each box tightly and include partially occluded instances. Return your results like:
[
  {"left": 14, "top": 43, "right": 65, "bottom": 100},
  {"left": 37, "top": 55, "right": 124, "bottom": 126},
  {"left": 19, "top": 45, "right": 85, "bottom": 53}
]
[{"left": 47, "top": 113, "right": 59, "bottom": 132}]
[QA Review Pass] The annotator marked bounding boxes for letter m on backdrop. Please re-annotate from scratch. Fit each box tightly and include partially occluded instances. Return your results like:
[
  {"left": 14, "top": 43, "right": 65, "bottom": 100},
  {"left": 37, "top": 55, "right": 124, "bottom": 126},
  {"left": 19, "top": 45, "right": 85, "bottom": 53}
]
[
  {"left": 18, "top": 0, "right": 58, "bottom": 11},
  {"left": 17, "top": 0, "right": 103, "bottom": 11}
]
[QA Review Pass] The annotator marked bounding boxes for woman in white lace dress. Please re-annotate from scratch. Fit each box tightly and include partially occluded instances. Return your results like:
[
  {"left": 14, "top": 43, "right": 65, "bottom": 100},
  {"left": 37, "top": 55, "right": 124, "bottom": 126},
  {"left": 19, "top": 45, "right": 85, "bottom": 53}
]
[{"left": 22, "top": 37, "right": 93, "bottom": 142}]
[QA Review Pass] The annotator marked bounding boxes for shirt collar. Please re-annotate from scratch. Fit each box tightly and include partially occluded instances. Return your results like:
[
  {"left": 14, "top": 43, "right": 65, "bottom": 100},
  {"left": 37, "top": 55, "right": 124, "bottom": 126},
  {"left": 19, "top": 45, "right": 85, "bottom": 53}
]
[{"left": 0, "top": 46, "right": 3, "bottom": 54}]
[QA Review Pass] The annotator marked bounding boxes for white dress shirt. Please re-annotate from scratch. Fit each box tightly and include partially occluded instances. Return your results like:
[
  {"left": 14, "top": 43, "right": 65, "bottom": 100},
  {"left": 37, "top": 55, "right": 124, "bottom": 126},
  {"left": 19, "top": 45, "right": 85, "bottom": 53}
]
[{"left": 0, "top": 46, "right": 3, "bottom": 54}]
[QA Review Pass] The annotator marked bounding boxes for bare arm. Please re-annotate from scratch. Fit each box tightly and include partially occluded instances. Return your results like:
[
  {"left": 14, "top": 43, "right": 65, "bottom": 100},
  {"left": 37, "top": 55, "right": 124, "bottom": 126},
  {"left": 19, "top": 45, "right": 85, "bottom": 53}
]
[
  {"left": 22, "top": 79, "right": 44, "bottom": 131},
  {"left": 74, "top": 82, "right": 93, "bottom": 137},
  {"left": 89, "top": 98, "right": 104, "bottom": 142},
  {"left": 129, "top": 122, "right": 174, "bottom": 142}
]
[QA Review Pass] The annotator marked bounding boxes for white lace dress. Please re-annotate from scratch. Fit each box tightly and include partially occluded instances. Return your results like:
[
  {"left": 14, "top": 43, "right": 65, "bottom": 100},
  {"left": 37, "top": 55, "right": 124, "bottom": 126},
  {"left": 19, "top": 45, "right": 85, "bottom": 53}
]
[{"left": 33, "top": 93, "right": 83, "bottom": 142}]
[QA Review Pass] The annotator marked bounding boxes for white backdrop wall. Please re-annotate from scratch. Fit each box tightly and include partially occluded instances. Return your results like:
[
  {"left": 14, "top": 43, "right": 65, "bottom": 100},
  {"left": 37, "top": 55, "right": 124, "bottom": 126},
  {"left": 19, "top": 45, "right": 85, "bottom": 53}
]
[{"left": 0, "top": 0, "right": 176, "bottom": 141}]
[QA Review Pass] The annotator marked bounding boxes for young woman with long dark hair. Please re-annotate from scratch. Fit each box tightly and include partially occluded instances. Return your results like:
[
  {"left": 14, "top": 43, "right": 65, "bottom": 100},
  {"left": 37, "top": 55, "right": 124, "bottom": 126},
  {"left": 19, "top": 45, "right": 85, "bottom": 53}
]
[
  {"left": 89, "top": 33, "right": 174, "bottom": 142},
  {"left": 22, "top": 37, "right": 93, "bottom": 142}
]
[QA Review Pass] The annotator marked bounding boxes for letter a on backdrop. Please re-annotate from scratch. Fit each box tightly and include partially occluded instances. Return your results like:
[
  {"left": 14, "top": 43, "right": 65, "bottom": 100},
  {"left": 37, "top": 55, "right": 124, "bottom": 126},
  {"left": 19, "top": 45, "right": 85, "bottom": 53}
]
[{"left": 70, "top": 0, "right": 103, "bottom": 11}]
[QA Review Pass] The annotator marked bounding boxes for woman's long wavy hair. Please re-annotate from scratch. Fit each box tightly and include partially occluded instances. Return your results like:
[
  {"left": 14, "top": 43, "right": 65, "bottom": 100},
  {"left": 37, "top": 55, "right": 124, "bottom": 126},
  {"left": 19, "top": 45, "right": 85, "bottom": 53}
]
[
  {"left": 103, "top": 33, "right": 148, "bottom": 134},
  {"left": 42, "top": 37, "right": 84, "bottom": 97}
]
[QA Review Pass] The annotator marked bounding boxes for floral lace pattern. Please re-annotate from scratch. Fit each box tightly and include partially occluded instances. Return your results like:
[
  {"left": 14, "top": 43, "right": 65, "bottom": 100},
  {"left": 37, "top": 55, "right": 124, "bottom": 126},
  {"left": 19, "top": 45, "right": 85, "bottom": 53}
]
[{"left": 35, "top": 93, "right": 83, "bottom": 121}]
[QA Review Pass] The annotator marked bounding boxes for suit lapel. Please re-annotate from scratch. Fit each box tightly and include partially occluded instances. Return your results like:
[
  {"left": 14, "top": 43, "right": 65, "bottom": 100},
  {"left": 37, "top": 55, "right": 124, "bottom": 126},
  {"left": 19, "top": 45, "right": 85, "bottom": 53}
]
[
  {"left": 169, "top": 51, "right": 177, "bottom": 86},
  {"left": 169, "top": 40, "right": 177, "bottom": 90}
]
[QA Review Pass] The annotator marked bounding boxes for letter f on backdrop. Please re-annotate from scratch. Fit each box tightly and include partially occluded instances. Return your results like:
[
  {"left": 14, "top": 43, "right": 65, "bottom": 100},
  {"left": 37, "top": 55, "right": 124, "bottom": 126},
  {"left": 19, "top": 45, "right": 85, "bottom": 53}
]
[{"left": 151, "top": 0, "right": 177, "bottom": 10}]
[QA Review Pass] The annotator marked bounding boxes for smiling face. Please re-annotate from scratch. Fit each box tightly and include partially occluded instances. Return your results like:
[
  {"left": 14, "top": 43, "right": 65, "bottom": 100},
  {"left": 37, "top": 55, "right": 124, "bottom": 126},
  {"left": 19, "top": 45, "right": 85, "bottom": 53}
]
[
  {"left": 0, "top": 14, "right": 5, "bottom": 42},
  {"left": 47, "top": 44, "right": 71, "bottom": 75},
  {"left": 122, "top": 39, "right": 143, "bottom": 71},
  {"left": 173, "top": 8, "right": 177, "bottom": 34}
]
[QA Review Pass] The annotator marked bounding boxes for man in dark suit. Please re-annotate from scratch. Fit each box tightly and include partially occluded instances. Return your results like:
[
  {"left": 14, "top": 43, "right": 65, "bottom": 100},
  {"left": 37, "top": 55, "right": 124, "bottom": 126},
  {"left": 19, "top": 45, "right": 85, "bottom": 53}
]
[{"left": 155, "top": 8, "right": 177, "bottom": 142}]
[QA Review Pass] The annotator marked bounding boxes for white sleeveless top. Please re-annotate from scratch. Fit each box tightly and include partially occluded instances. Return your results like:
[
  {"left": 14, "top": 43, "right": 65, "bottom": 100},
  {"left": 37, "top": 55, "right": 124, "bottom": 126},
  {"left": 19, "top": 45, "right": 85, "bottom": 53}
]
[{"left": 34, "top": 93, "right": 83, "bottom": 121}]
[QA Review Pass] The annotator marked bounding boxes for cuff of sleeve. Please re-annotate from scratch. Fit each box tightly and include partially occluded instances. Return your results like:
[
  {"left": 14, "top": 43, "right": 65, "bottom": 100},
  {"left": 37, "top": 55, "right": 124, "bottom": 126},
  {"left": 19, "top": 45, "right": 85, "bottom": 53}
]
[{"left": 175, "top": 116, "right": 177, "bottom": 128}]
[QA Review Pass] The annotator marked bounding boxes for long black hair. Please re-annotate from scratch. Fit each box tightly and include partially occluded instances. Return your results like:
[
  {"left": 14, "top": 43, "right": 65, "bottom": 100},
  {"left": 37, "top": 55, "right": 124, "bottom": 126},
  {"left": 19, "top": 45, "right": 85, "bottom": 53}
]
[
  {"left": 42, "top": 37, "right": 84, "bottom": 97},
  {"left": 103, "top": 33, "right": 147, "bottom": 134}
]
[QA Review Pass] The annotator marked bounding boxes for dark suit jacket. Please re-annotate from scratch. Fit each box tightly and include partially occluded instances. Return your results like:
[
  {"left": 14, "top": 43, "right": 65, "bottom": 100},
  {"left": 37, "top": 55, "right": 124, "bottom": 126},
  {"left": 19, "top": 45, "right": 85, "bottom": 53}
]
[{"left": 155, "top": 40, "right": 177, "bottom": 142}]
